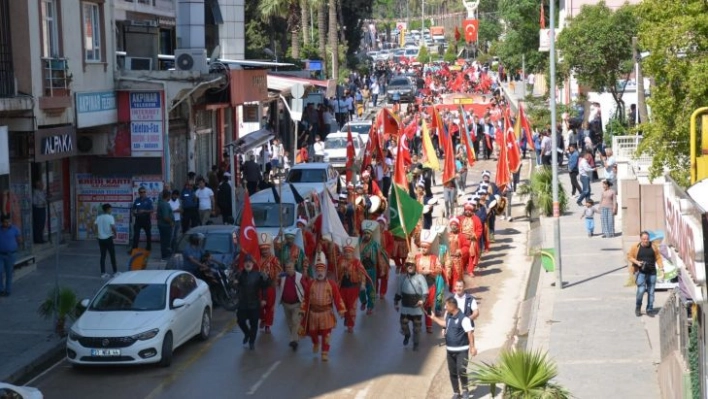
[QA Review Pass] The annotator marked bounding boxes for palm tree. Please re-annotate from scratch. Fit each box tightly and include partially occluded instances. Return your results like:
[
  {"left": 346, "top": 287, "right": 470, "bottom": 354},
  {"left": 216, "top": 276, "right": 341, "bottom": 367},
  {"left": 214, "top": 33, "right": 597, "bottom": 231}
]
[
  {"left": 317, "top": 1, "right": 327, "bottom": 61},
  {"left": 301, "top": 0, "right": 310, "bottom": 47},
  {"left": 470, "top": 349, "right": 571, "bottom": 398},
  {"left": 258, "top": 0, "right": 302, "bottom": 59},
  {"left": 328, "top": 0, "right": 338, "bottom": 79}
]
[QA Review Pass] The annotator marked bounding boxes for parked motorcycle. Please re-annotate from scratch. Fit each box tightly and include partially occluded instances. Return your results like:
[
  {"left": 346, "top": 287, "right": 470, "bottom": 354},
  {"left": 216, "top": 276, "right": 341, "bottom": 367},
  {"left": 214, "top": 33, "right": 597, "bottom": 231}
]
[{"left": 201, "top": 260, "right": 239, "bottom": 311}]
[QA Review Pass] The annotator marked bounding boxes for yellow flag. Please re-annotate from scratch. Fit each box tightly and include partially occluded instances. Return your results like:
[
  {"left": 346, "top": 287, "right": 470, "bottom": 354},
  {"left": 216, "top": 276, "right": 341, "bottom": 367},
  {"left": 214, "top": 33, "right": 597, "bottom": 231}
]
[
  {"left": 421, "top": 120, "right": 440, "bottom": 171},
  {"left": 514, "top": 113, "right": 522, "bottom": 140}
]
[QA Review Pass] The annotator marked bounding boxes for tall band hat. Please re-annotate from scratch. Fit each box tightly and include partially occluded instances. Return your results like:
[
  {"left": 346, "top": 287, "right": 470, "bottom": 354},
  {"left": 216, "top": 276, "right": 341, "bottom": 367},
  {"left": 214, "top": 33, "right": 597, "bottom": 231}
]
[
  {"left": 341, "top": 236, "right": 361, "bottom": 260},
  {"left": 449, "top": 216, "right": 461, "bottom": 226},
  {"left": 258, "top": 232, "right": 275, "bottom": 256},
  {"left": 283, "top": 227, "right": 305, "bottom": 251},
  {"left": 482, "top": 170, "right": 492, "bottom": 179},
  {"left": 405, "top": 252, "right": 417, "bottom": 265},
  {"left": 419, "top": 228, "right": 440, "bottom": 254},
  {"left": 314, "top": 251, "right": 328, "bottom": 270}
]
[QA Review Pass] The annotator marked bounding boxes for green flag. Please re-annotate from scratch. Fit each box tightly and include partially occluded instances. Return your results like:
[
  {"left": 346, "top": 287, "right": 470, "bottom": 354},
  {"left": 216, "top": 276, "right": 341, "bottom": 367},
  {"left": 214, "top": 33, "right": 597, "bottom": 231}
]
[{"left": 388, "top": 183, "right": 423, "bottom": 239}]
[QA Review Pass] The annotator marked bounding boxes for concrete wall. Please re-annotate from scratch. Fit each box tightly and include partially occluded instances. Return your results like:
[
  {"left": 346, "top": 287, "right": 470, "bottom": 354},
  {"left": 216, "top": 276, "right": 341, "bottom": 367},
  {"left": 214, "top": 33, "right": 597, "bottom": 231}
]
[
  {"left": 219, "top": 0, "right": 245, "bottom": 59},
  {"left": 9, "top": 0, "right": 35, "bottom": 98}
]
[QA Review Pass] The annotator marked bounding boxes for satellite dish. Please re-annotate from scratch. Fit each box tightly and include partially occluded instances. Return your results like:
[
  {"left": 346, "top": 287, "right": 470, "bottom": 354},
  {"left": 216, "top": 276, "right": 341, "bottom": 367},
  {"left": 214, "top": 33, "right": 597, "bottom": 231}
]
[{"left": 176, "top": 53, "right": 194, "bottom": 70}]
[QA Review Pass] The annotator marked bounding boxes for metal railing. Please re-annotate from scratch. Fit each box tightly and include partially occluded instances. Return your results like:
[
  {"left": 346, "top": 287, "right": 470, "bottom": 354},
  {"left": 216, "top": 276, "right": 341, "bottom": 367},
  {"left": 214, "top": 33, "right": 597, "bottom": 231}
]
[
  {"left": 41, "top": 57, "right": 70, "bottom": 96},
  {"left": 612, "top": 135, "right": 652, "bottom": 176}
]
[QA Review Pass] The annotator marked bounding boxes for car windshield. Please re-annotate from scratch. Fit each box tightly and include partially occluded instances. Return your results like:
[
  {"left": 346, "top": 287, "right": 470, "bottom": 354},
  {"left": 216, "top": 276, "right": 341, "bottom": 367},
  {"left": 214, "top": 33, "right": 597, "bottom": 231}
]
[
  {"left": 251, "top": 203, "right": 295, "bottom": 227},
  {"left": 404, "top": 49, "right": 418, "bottom": 55},
  {"left": 90, "top": 284, "right": 167, "bottom": 311},
  {"left": 344, "top": 124, "right": 371, "bottom": 135},
  {"left": 203, "top": 233, "right": 232, "bottom": 254},
  {"left": 394, "top": 49, "right": 405, "bottom": 55},
  {"left": 390, "top": 79, "right": 410, "bottom": 87},
  {"left": 325, "top": 138, "right": 360, "bottom": 150},
  {"left": 287, "top": 169, "right": 327, "bottom": 183}
]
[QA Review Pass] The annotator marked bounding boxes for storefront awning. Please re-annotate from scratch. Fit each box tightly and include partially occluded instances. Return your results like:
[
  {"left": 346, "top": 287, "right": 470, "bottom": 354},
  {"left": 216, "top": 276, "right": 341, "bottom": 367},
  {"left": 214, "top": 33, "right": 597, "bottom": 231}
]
[
  {"left": 234, "top": 128, "right": 274, "bottom": 154},
  {"left": 267, "top": 74, "right": 335, "bottom": 97}
]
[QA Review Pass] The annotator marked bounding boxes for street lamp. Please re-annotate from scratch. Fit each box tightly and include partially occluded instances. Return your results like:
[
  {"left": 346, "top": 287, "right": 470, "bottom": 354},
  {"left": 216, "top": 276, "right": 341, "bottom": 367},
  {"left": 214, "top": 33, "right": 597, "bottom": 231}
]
[{"left": 549, "top": 0, "right": 563, "bottom": 289}]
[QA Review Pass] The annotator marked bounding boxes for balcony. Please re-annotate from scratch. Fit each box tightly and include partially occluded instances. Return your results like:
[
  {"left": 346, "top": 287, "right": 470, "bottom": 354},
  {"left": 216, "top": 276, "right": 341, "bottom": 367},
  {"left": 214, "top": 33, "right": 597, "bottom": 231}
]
[{"left": 39, "top": 58, "right": 72, "bottom": 110}]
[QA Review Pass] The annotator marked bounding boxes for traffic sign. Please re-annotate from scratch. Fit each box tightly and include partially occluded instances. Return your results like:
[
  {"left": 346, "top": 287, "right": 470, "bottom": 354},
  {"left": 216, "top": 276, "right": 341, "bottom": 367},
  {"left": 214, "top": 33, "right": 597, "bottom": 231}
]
[
  {"left": 291, "top": 83, "right": 306, "bottom": 99},
  {"left": 290, "top": 99, "right": 304, "bottom": 121},
  {"left": 396, "top": 22, "right": 407, "bottom": 32}
]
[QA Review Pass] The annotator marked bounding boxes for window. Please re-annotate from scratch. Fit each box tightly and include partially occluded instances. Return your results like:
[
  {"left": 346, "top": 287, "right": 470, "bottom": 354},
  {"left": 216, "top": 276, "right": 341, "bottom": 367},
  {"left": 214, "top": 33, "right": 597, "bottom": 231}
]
[
  {"left": 41, "top": 0, "right": 60, "bottom": 58},
  {"left": 82, "top": 2, "right": 102, "bottom": 62}
]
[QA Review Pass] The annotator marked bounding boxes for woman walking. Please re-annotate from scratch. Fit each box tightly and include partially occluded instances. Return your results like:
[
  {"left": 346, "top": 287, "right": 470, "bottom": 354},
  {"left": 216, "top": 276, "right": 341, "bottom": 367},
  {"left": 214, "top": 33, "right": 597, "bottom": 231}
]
[{"left": 600, "top": 180, "right": 617, "bottom": 238}]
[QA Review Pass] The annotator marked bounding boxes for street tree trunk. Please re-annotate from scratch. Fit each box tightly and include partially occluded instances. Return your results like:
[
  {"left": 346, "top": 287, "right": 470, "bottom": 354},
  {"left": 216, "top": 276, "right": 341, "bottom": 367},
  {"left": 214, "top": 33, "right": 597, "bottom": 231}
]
[
  {"left": 318, "top": 1, "right": 327, "bottom": 61},
  {"left": 301, "top": 0, "right": 310, "bottom": 47},
  {"left": 329, "top": 0, "right": 338, "bottom": 80},
  {"left": 292, "top": 29, "right": 300, "bottom": 59}
]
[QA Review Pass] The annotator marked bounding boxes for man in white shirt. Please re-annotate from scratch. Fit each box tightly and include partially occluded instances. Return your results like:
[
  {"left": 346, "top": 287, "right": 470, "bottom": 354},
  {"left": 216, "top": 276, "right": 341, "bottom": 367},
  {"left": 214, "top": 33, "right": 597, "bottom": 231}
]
[
  {"left": 168, "top": 190, "right": 181, "bottom": 251},
  {"left": 271, "top": 138, "right": 283, "bottom": 172},
  {"left": 195, "top": 178, "right": 215, "bottom": 225},
  {"left": 540, "top": 131, "right": 552, "bottom": 166},
  {"left": 451, "top": 280, "right": 479, "bottom": 320},
  {"left": 94, "top": 203, "right": 117, "bottom": 279},
  {"left": 576, "top": 151, "right": 596, "bottom": 206},
  {"left": 313, "top": 135, "right": 325, "bottom": 162}
]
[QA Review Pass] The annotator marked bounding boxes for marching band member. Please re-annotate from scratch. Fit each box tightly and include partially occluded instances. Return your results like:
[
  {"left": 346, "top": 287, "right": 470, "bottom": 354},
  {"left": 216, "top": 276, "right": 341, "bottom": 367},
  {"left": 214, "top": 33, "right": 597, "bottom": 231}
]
[
  {"left": 359, "top": 221, "right": 388, "bottom": 314},
  {"left": 257, "top": 233, "right": 282, "bottom": 334},
  {"left": 446, "top": 217, "right": 471, "bottom": 289},
  {"left": 416, "top": 230, "right": 445, "bottom": 333},
  {"left": 377, "top": 216, "right": 394, "bottom": 299},
  {"left": 338, "top": 238, "right": 368, "bottom": 333}
]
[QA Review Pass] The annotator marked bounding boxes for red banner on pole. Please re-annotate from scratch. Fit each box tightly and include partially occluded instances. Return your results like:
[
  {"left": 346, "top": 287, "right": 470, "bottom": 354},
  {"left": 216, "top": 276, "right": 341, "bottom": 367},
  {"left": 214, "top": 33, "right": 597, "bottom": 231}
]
[{"left": 463, "top": 19, "right": 478, "bottom": 43}]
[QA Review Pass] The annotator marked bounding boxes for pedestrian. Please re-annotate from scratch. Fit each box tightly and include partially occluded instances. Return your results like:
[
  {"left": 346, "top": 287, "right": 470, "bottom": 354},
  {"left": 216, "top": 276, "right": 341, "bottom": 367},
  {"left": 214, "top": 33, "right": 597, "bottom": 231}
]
[
  {"left": 313, "top": 135, "right": 325, "bottom": 162},
  {"left": 627, "top": 231, "right": 664, "bottom": 317},
  {"left": 451, "top": 280, "right": 479, "bottom": 320},
  {"left": 257, "top": 234, "right": 282, "bottom": 334},
  {"left": 94, "top": 203, "right": 117, "bottom": 279},
  {"left": 216, "top": 172, "right": 233, "bottom": 224},
  {"left": 567, "top": 144, "right": 582, "bottom": 197},
  {"left": 168, "top": 190, "right": 182, "bottom": 251},
  {"left": 540, "top": 130, "right": 552, "bottom": 166},
  {"left": 443, "top": 180, "right": 457, "bottom": 218},
  {"left": 599, "top": 180, "right": 617, "bottom": 238},
  {"left": 299, "top": 255, "right": 346, "bottom": 362},
  {"left": 242, "top": 154, "right": 262, "bottom": 195},
  {"left": 429, "top": 297, "right": 477, "bottom": 399},
  {"left": 131, "top": 186, "right": 153, "bottom": 253},
  {"left": 603, "top": 148, "right": 617, "bottom": 186},
  {"left": 195, "top": 178, "right": 215, "bottom": 225},
  {"left": 271, "top": 138, "right": 284, "bottom": 174},
  {"left": 371, "top": 80, "right": 380, "bottom": 107},
  {"left": 232, "top": 254, "right": 271, "bottom": 350},
  {"left": 207, "top": 165, "right": 219, "bottom": 190},
  {"left": 394, "top": 254, "right": 428, "bottom": 351},
  {"left": 156, "top": 190, "right": 174, "bottom": 261},
  {"left": 576, "top": 151, "right": 596, "bottom": 206},
  {"left": 32, "top": 180, "right": 47, "bottom": 244},
  {"left": 278, "top": 260, "right": 305, "bottom": 351},
  {"left": 180, "top": 172, "right": 200, "bottom": 233},
  {"left": 0, "top": 215, "right": 20, "bottom": 297}
]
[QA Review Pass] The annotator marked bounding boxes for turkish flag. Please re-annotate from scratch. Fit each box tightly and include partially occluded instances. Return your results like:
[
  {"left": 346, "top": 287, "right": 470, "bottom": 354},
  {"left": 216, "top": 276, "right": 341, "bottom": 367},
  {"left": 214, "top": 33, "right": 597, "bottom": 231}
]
[
  {"left": 442, "top": 121, "right": 457, "bottom": 185},
  {"left": 345, "top": 125, "right": 355, "bottom": 184},
  {"left": 398, "top": 132, "right": 411, "bottom": 166},
  {"left": 238, "top": 193, "right": 261, "bottom": 269},
  {"left": 393, "top": 130, "right": 409, "bottom": 187},
  {"left": 463, "top": 19, "right": 478, "bottom": 43}
]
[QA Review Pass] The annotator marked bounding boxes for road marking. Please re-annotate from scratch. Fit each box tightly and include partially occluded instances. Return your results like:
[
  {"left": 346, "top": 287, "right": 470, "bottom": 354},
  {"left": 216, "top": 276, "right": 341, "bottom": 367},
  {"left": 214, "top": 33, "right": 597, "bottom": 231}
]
[
  {"left": 24, "top": 356, "right": 66, "bottom": 386},
  {"left": 354, "top": 381, "right": 374, "bottom": 399},
  {"left": 246, "top": 360, "right": 281, "bottom": 395},
  {"left": 144, "top": 317, "right": 239, "bottom": 399}
]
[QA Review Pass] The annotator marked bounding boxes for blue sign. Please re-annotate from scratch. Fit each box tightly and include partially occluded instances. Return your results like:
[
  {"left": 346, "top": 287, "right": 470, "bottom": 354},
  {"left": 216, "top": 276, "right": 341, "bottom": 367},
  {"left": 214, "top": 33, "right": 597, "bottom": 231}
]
[
  {"left": 130, "top": 92, "right": 161, "bottom": 109},
  {"left": 75, "top": 91, "right": 117, "bottom": 128},
  {"left": 308, "top": 60, "right": 323, "bottom": 71}
]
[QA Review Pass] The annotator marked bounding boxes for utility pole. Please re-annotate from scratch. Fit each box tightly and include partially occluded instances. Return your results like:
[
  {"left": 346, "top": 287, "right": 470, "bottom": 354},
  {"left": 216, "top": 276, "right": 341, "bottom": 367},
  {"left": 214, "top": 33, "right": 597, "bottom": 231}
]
[
  {"left": 632, "top": 37, "right": 649, "bottom": 126},
  {"left": 421, "top": 0, "right": 425, "bottom": 37},
  {"left": 549, "top": 0, "right": 563, "bottom": 289},
  {"left": 522, "top": 54, "right": 526, "bottom": 99}
]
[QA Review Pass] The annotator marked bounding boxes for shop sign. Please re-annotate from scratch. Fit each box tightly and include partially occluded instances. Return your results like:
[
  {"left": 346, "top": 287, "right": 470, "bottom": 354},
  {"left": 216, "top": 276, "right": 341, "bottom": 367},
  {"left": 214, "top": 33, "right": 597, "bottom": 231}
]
[
  {"left": 35, "top": 125, "right": 77, "bottom": 162},
  {"left": 75, "top": 91, "right": 117, "bottom": 128},
  {"left": 129, "top": 91, "right": 164, "bottom": 157},
  {"left": 76, "top": 174, "right": 132, "bottom": 245},
  {"left": 230, "top": 70, "right": 268, "bottom": 106},
  {"left": 664, "top": 192, "right": 706, "bottom": 284}
]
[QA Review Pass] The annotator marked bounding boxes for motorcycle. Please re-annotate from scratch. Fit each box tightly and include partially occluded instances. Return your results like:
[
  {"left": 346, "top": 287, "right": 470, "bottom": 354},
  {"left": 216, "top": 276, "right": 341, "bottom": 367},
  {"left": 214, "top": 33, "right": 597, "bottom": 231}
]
[{"left": 201, "top": 261, "right": 239, "bottom": 311}]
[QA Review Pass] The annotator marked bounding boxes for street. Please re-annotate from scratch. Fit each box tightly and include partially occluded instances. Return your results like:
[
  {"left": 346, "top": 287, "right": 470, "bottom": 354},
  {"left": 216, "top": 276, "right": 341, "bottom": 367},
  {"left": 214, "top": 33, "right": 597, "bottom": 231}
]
[{"left": 28, "top": 159, "right": 532, "bottom": 399}]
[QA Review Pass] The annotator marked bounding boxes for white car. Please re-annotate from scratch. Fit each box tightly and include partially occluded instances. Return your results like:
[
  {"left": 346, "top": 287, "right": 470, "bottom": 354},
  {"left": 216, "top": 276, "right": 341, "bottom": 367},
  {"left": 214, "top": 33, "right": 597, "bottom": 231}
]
[
  {"left": 67, "top": 270, "right": 212, "bottom": 367},
  {"left": 285, "top": 162, "right": 340, "bottom": 198},
  {"left": 324, "top": 132, "right": 364, "bottom": 171},
  {"left": 339, "top": 120, "right": 373, "bottom": 145},
  {"left": 0, "top": 383, "right": 43, "bottom": 399}
]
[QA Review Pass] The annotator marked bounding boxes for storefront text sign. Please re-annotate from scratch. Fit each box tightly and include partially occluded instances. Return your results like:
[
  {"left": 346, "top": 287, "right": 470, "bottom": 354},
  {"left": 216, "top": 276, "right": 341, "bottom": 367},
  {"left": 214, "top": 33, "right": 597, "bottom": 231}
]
[
  {"left": 75, "top": 91, "right": 117, "bottom": 128},
  {"left": 230, "top": 70, "right": 268, "bottom": 106},
  {"left": 129, "top": 91, "right": 164, "bottom": 157},
  {"left": 665, "top": 191, "right": 706, "bottom": 284},
  {"left": 34, "top": 125, "right": 77, "bottom": 162}
]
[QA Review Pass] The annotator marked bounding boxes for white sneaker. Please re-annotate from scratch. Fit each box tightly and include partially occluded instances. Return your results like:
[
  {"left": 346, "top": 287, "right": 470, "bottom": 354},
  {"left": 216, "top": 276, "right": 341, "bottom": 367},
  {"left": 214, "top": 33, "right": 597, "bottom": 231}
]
[{"left": 101, "top": 273, "right": 111, "bottom": 280}]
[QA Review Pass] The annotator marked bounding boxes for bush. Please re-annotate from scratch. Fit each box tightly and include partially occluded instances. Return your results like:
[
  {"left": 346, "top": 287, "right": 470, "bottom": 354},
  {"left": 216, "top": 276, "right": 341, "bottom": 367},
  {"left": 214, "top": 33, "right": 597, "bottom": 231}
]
[
  {"left": 516, "top": 167, "right": 568, "bottom": 217},
  {"left": 417, "top": 46, "right": 431, "bottom": 64}
]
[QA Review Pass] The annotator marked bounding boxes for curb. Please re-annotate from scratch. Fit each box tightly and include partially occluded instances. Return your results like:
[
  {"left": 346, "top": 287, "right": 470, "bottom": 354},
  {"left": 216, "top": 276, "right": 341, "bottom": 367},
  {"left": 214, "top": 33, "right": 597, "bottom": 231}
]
[{"left": 3, "top": 336, "right": 66, "bottom": 385}]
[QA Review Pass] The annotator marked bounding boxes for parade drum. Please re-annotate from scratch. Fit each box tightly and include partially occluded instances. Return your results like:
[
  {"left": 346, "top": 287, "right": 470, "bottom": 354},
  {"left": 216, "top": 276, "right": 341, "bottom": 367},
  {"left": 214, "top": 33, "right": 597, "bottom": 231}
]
[
  {"left": 487, "top": 197, "right": 498, "bottom": 215},
  {"left": 495, "top": 196, "right": 507, "bottom": 216},
  {"left": 369, "top": 196, "right": 381, "bottom": 214}
]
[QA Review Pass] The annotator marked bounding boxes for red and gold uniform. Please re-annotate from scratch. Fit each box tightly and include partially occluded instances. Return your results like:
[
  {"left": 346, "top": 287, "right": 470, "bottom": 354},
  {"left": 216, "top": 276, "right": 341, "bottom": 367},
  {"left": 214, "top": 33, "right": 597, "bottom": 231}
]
[
  {"left": 460, "top": 202, "right": 484, "bottom": 275},
  {"left": 338, "top": 243, "right": 368, "bottom": 332},
  {"left": 320, "top": 236, "right": 342, "bottom": 282},
  {"left": 258, "top": 244, "right": 282, "bottom": 332},
  {"left": 415, "top": 242, "right": 443, "bottom": 332},
  {"left": 300, "top": 261, "right": 346, "bottom": 361},
  {"left": 445, "top": 218, "right": 470, "bottom": 291},
  {"left": 297, "top": 218, "right": 317, "bottom": 262},
  {"left": 377, "top": 217, "right": 394, "bottom": 298}
]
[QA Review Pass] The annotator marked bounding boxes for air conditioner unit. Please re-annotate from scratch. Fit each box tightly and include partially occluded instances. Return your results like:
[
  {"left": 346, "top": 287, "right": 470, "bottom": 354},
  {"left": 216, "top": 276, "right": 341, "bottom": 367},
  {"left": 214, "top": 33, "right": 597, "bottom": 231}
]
[
  {"left": 174, "top": 49, "right": 208, "bottom": 74},
  {"left": 125, "top": 56, "right": 153, "bottom": 71},
  {"left": 76, "top": 133, "right": 109, "bottom": 156}
]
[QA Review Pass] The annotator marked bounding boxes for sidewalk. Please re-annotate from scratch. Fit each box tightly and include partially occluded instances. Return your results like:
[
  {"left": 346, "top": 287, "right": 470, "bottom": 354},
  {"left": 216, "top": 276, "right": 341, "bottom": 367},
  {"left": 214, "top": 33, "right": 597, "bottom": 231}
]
[
  {"left": 527, "top": 171, "right": 664, "bottom": 398},
  {"left": 0, "top": 240, "right": 167, "bottom": 384}
]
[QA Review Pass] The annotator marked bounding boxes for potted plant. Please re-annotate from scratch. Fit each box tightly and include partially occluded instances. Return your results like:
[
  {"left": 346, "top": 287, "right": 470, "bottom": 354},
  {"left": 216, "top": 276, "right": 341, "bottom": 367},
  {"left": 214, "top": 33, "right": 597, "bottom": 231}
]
[
  {"left": 516, "top": 167, "right": 568, "bottom": 218},
  {"left": 470, "top": 349, "right": 571, "bottom": 398},
  {"left": 37, "top": 286, "right": 80, "bottom": 336}
]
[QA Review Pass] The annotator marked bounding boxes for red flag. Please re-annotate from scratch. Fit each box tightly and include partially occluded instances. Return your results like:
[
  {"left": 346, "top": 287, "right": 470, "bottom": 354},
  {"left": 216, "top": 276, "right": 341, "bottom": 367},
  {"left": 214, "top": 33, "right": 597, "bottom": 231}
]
[
  {"left": 432, "top": 106, "right": 449, "bottom": 152},
  {"left": 519, "top": 104, "right": 535, "bottom": 150},
  {"left": 454, "top": 26, "right": 461, "bottom": 42},
  {"left": 495, "top": 121, "right": 511, "bottom": 190},
  {"left": 398, "top": 132, "right": 411, "bottom": 166},
  {"left": 345, "top": 125, "right": 355, "bottom": 184},
  {"left": 442, "top": 122, "right": 456, "bottom": 185},
  {"left": 238, "top": 193, "right": 261, "bottom": 268},
  {"left": 361, "top": 138, "right": 373, "bottom": 174},
  {"left": 462, "top": 19, "right": 478, "bottom": 43},
  {"left": 393, "top": 133, "right": 408, "bottom": 187},
  {"left": 371, "top": 180, "right": 383, "bottom": 196},
  {"left": 540, "top": 2, "right": 546, "bottom": 29},
  {"left": 506, "top": 126, "right": 522, "bottom": 174}
]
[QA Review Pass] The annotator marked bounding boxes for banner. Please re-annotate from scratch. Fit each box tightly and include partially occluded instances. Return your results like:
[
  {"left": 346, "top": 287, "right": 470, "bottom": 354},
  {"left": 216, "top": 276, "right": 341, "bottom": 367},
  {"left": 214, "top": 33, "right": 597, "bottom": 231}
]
[
  {"left": 76, "top": 175, "right": 133, "bottom": 244},
  {"left": 130, "top": 91, "right": 164, "bottom": 157},
  {"left": 463, "top": 19, "right": 478, "bottom": 43},
  {"left": 539, "top": 29, "right": 558, "bottom": 52}
]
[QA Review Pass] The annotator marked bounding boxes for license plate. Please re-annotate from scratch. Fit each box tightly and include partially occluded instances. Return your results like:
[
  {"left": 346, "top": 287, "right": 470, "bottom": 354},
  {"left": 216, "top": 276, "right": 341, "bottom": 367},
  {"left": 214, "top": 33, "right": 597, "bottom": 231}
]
[{"left": 90, "top": 349, "right": 121, "bottom": 357}]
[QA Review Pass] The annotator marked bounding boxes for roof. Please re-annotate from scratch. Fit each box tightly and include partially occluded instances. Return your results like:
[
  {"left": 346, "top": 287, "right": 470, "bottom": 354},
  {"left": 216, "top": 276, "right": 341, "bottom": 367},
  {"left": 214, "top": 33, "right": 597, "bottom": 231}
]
[
  {"left": 267, "top": 74, "right": 336, "bottom": 97},
  {"left": 233, "top": 128, "right": 274, "bottom": 154}
]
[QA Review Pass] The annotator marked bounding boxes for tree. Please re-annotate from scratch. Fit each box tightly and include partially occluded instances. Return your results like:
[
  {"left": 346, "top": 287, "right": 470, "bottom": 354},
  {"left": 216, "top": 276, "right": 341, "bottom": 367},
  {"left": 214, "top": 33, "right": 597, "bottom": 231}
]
[
  {"left": 634, "top": 0, "right": 708, "bottom": 185},
  {"left": 258, "top": 0, "right": 302, "bottom": 59},
  {"left": 556, "top": 2, "right": 638, "bottom": 110},
  {"left": 496, "top": 0, "right": 547, "bottom": 72},
  {"left": 478, "top": 0, "right": 503, "bottom": 51},
  {"left": 417, "top": 45, "right": 431, "bottom": 64},
  {"left": 329, "top": 0, "right": 339, "bottom": 79}
]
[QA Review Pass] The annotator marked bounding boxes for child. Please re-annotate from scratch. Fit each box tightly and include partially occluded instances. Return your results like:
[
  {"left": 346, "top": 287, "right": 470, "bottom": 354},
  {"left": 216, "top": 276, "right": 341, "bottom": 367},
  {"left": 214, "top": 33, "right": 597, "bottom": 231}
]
[{"left": 580, "top": 199, "right": 600, "bottom": 237}]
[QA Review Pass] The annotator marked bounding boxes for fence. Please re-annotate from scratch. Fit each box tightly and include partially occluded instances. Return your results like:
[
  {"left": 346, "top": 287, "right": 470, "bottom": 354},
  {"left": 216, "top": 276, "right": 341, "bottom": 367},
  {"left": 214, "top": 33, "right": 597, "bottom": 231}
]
[{"left": 612, "top": 135, "right": 653, "bottom": 176}]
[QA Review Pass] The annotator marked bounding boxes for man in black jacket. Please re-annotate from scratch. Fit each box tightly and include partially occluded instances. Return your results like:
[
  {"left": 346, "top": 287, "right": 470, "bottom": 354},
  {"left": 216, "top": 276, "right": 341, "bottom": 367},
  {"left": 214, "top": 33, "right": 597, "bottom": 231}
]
[
  {"left": 216, "top": 173, "right": 233, "bottom": 224},
  {"left": 232, "top": 255, "right": 270, "bottom": 350}
]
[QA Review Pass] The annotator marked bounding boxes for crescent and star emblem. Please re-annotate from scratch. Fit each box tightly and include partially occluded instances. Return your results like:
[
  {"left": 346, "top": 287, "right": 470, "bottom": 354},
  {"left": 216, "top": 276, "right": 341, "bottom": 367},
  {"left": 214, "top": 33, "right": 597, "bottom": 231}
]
[
  {"left": 400, "top": 136, "right": 409, "bottom": 152},
  {"left": 244, "top": 226, "right": 256, "bottom": 240},
  {"left": 389, "top": 207, "right": 399, "bottom": 220}
]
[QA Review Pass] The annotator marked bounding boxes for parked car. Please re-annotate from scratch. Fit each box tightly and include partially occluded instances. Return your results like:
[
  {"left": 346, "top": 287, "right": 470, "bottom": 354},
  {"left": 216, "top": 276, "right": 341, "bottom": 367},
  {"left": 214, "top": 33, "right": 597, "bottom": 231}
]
[
  {"left": 323, "top": 132, "right": 364, "bottom": 172},
  {"left": 387, "top": 77, "right": 417, "bottom": 103},
  {"left": 403, "top": 47, "right": 419, "bottom": 62},
  {"left": 338, "top": 120, "right": 373, "bottom": 145},
  {"left": 286, "top": 162, "right": 340, "bottom": 198},
  {"left": 67, "top": 270, "right": 212, "bottom": 367},
  {"left": 166, "top": 225, "right": 238, "bottom": 271},
  {"left": 0, "top": 383, "right": 43, "bottom": 399}
]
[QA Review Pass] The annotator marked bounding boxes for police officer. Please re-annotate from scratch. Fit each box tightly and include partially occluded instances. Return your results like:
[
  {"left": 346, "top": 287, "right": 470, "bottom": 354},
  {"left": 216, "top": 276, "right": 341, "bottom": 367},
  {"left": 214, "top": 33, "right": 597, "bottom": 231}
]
[
  {"left": 131, "top": 186, "right": 153, "bottom": 253},
  {"left": 180, "top": 172, "right": 200, "bottom": 232}
]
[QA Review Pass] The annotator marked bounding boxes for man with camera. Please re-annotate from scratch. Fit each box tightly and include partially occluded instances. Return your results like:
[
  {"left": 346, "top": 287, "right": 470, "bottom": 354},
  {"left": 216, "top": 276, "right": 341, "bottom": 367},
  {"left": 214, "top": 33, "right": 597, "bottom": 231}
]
[{"left": 627, "top": 231, "right": 664, "bottom": 317}]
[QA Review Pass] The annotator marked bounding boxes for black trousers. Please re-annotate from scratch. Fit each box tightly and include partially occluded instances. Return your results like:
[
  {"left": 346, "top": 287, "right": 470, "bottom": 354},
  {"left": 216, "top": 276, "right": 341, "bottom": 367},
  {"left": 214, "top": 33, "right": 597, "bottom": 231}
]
[
  {"left": 98, "top": 237, "right": 117, "bottom": 273},
  {"left": 32, "top": 206, "right": 46, "bottom": 243},
  {"left": 132, "top": 221, "right": 151, "bottom": 250},
  {"left": 237, "top": 308, "right": 260, "bottom": 345},
  {"left": 447, "top": 350, "right": 470, "bottom": 394},
  {"left": 382, "top": 176, "right": 391, "bottom": 198},
  {"left": 246, "top": 181, "right": 258, "bottom": 196},
  {"left": 569, "top": 171, "right": 582, "bottom": 195},
  {"left": 181, "top": 207, "right": 200, "bottom": 233}
]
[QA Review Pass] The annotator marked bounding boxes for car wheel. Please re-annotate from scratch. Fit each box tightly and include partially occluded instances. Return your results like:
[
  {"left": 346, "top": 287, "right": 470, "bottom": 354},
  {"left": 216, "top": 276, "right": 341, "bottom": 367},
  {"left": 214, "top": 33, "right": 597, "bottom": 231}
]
[
  {"left": 158, "top": 332, "right": 173, "bottom": 367},
  {"left": 198, "top": 308, "right": 211, "bottom": 341}
]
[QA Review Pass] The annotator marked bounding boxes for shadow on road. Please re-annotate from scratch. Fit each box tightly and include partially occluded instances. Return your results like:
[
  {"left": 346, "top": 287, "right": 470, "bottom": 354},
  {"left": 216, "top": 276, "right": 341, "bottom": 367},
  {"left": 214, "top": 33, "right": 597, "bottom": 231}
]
[{"left": 563, "top": 265, "right": 627, "bottom": 289}]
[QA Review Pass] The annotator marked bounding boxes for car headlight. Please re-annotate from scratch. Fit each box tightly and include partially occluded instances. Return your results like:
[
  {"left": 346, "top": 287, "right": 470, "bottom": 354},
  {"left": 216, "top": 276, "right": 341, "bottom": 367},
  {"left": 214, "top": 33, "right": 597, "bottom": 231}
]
[
  {"left": 68, "top": 330, "right": 82, "bottom": 341},
  {"left": 133, "top": 328, "right": 160, "bottom": 341}
]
